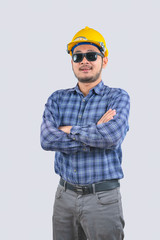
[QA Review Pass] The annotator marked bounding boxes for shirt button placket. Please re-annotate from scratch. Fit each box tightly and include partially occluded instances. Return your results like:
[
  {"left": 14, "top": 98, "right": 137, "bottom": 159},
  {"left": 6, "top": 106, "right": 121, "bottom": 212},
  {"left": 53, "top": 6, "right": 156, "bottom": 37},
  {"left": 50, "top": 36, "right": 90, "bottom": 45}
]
[{"left": 77, "top": 98, "right": 86, "bottom": 125}]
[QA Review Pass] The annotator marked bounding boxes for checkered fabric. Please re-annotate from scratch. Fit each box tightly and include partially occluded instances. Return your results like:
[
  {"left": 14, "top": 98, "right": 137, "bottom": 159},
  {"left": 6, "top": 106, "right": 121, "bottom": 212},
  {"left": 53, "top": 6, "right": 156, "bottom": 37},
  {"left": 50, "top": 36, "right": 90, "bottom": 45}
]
[{"left": 40, "top": 81, "right": 130, "bottom": 184}]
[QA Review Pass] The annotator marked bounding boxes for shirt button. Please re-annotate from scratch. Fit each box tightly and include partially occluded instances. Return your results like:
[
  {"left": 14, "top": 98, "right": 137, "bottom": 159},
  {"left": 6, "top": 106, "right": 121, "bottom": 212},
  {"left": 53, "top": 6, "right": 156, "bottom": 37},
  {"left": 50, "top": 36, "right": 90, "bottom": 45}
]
[
  {"left": 79, "top": 115, "right": 82, "bottom": 118},
  {"left": 83, "top": 148, "right": 86, "bottom": 151},
  {"left": 82, "top": 99, "right": 85, "bottom": 102},
  {"left": 74, "top": 169, "right": 77, "bottom": 172},
  {"left": 73, "top": 137, "right": 76, "bottom": 140}
]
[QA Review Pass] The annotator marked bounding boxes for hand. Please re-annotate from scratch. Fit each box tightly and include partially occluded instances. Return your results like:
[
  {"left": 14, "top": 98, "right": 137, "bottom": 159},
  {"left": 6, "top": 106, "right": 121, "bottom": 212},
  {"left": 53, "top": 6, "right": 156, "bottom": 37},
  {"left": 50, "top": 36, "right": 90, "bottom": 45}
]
[
  {"left": 58, "top": 126, "right": 72, "bottom": 134},
  {"left": 97, "top": 109, "right": 116, "bottom": 125}
]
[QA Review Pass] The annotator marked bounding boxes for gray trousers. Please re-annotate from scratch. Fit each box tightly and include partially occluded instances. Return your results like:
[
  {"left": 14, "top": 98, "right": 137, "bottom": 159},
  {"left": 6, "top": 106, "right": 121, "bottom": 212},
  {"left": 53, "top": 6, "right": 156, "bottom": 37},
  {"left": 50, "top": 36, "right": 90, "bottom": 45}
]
[{"left": 52, "top": 184, "right": 125, "bottom": 240}]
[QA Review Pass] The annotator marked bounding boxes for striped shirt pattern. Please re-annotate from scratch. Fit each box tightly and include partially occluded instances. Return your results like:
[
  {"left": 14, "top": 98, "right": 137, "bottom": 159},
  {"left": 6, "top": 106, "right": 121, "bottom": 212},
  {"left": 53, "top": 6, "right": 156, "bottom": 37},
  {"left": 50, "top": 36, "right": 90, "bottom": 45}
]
[{"left": 40, "top": 80, "right": 130, "bottom": 185}]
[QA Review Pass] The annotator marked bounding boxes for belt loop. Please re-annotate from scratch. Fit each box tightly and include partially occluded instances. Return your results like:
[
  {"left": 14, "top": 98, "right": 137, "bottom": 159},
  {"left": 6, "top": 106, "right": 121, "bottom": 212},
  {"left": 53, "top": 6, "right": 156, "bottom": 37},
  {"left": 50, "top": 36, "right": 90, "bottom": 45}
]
[
  {"left": 64, "top": 180, "right": 67, "bottom": 191},
  {"left": 92, "top": 183, "right": 96, "bottom": 194}
]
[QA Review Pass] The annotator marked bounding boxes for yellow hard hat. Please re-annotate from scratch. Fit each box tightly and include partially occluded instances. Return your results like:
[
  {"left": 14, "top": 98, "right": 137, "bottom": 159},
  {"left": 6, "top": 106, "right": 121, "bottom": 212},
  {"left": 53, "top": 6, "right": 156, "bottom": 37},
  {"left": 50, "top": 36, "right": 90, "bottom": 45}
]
[{"left": 67, "top": 26, "right": 108, "bottom": 57}]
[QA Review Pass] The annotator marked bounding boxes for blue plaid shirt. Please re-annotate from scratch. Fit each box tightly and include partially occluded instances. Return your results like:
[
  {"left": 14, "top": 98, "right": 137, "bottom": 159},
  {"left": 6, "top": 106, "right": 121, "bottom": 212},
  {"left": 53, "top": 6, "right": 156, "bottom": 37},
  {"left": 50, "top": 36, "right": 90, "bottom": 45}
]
[{"left": 40, "top": 80, "right": 130, "bottom": 184}]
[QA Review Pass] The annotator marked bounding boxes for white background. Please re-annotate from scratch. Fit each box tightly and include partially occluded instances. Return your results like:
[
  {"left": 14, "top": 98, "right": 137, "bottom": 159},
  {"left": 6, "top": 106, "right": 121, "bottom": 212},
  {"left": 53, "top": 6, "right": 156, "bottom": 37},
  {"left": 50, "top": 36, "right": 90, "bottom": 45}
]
[{"left": 0, "top": 0, "right": 160, "bottom": 239}]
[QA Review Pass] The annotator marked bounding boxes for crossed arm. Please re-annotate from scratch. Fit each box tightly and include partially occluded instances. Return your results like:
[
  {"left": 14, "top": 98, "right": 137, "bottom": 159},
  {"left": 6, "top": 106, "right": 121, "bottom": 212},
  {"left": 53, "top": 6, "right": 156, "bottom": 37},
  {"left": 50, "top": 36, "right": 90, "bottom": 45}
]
[
  {"left": 58, "top": 109, "right": 116, "bottom": 134},
  {"left": 40, "top": 91, "right": 130, "bottom": 153}
]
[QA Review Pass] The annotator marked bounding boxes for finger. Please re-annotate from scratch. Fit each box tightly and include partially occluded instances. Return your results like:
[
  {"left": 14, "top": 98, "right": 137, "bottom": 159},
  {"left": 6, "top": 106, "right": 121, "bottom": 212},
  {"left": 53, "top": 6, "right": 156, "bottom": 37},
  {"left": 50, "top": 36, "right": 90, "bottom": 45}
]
[
  {"left": 99, "top": 111, "right": 116, "bottom": 124},
  {"left": 104, "top": 111, "right": 116, "bottom": 120},
  {"left": 102, "top": 116, "right": 114, "bottom": 123},
  {"left": 97, "top": 116, "right": 113, "bottom": 125},
  {"left": 99, "top": 109, "right": 113, "bottom": 121},
  {"left": 97, "top": 109, "right": 116, "bottom": 124},
  {"left": 98, "top": 113, "right": 114, "bottom": 123},
  {"left": 104, "top": 110, "right": 116, "bottom": 119},
  {"left": 101, "top": 110, "right": 116, "bottom": 121},
  {"left": 103, "top": 109, "right": 116, "bottom": 116}
]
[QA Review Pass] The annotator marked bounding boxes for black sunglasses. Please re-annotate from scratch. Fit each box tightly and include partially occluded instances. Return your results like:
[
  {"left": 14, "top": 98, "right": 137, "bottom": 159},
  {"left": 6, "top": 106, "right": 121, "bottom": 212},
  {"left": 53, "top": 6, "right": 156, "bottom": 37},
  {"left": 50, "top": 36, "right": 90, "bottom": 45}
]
[{"left": 72, "top": 52, "right": 104, "bottom": 63}]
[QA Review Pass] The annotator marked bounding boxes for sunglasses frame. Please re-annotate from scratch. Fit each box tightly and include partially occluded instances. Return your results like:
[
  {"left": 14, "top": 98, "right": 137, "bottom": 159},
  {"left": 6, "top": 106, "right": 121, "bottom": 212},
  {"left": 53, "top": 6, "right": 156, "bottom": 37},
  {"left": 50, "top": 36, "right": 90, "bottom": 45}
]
[{"left": 72, "top": 52, "right": 104, "bottom": 63}]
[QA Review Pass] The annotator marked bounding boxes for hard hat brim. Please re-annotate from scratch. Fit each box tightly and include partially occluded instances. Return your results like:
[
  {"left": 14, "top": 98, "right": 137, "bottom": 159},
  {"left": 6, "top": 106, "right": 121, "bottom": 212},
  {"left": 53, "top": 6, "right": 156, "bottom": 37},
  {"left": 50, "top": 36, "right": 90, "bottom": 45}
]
[{"left": 67, "top": 40, "right": 108, "bottom": 57}]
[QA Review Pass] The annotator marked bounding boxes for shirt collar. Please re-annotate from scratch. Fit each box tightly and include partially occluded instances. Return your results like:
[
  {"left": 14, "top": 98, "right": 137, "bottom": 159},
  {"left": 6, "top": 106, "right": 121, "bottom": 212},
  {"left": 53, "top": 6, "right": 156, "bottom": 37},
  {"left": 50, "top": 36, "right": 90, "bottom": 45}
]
[
  {"left": 92, "top": 80, "right": 105, "bottom": 95},
  {"left": 68, "top": 80, "right": 105, "bottom": 96}
]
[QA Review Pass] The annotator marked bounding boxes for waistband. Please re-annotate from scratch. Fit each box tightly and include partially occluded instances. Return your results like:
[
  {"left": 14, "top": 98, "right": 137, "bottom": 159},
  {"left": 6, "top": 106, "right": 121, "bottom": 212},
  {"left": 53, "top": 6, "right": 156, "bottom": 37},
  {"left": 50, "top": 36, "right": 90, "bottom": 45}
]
[{"left": 60, "top": 178, "right": 120, "bottom": 195}]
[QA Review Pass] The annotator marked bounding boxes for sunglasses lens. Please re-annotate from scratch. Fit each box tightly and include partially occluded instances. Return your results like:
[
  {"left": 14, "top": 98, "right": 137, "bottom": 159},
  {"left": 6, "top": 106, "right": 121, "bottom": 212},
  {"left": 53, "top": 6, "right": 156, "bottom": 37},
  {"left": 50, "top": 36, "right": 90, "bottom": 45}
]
[
  {"left": 86, "top": 52, "right": 97, "bottom": 61},
  {"left": 72, "top": 52, "right": 99, "bottom": 62},
  {"left": 72, "top": 54, "right": 83, "bottom": 62}
]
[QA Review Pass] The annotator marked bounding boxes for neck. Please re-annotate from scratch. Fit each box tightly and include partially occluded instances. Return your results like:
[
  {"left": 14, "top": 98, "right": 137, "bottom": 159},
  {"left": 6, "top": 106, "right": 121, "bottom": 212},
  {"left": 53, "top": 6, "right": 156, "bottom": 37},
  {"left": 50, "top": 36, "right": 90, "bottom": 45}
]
[{"left": 78, "top": 78, "right": 102, "bottom": 97}]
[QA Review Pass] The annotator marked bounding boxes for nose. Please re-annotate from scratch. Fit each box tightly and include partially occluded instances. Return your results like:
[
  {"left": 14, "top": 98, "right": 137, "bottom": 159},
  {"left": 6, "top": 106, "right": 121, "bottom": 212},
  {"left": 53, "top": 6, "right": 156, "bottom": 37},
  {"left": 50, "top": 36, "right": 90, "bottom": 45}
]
[{"left": 80, "top": 55, "right": 89, "bottom": 64}]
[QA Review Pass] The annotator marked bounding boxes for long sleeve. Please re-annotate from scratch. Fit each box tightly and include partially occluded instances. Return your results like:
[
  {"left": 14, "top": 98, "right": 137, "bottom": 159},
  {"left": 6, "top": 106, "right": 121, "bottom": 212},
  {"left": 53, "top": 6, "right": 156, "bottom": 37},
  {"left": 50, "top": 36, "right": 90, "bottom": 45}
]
[
  {"left": 68, "top": 90, "right": 130, "bottom": 150},
  {"left": 40, "top": 92, "right": 91, "bottom": 154}
]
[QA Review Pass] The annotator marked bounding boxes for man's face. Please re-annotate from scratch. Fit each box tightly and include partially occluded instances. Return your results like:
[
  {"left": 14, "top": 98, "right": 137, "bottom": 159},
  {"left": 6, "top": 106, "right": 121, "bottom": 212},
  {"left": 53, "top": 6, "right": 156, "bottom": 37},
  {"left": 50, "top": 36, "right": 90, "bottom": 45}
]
[{"left": 71, "top": 44, "right": 108, "bottom": 83}]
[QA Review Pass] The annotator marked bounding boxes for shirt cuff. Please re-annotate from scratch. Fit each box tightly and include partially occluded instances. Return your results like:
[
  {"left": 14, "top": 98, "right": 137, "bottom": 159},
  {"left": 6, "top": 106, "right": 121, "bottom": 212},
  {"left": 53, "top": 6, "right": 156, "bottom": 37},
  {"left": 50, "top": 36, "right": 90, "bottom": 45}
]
[
  {"left": 70, "top": 126, "right": 81, "bottom": 135},
  {"left": 70, "top": 123, "right": 96, "bottom": 135},
  {"left": 68, "top": 126, "right": 81, "bottom": 141}
]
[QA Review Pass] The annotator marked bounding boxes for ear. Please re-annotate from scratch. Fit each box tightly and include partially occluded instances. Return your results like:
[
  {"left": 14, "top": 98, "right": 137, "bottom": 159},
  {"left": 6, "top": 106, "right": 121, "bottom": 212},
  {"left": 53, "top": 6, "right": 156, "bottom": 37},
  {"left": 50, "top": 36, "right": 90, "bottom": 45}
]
[{"left": 102, "top": 57, "right": 108, "bottom": 69}]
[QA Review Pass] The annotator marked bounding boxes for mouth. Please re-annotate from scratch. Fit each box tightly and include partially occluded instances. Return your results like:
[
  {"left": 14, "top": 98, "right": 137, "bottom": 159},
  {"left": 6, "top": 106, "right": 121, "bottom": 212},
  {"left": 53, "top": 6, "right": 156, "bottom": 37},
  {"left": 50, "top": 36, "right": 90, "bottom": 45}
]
[
  {"left": 80, "top": 69, "right": 91, "bottom": 72},
  {"left": 79, "top": 67, "right": 92, "bottom": 72}
]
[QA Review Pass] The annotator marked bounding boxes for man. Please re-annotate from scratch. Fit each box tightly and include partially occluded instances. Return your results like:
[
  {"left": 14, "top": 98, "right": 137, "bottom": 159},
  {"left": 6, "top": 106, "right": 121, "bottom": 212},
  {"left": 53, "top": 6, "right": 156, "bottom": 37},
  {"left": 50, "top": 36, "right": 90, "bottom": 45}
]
[{"left": 40, "top": 26, "right": 130, "bottom": 240}]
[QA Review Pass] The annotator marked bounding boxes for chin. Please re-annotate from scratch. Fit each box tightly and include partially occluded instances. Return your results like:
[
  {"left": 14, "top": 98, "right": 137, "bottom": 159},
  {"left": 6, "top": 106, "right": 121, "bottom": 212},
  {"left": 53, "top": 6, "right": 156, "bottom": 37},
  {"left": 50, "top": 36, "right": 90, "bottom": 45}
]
[{"left": 78, "top": 78, "right": 98, "bottom": 83}]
